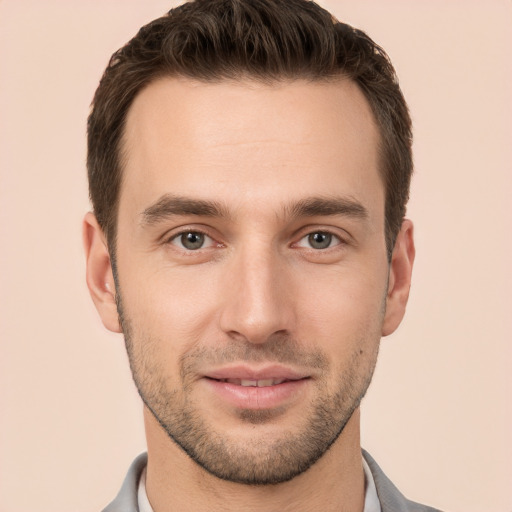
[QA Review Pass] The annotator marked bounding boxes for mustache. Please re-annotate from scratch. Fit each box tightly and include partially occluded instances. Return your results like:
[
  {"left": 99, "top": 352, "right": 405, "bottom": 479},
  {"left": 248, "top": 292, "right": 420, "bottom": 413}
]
[{"left": 180, "top": 334, "right": 330, "bottom": 377}]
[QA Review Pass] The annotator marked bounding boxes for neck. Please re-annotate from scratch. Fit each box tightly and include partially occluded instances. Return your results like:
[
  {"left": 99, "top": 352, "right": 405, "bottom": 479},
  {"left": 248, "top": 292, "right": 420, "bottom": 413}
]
[{"left": 144, "top": 407, "right": 365, "bottom": 512}]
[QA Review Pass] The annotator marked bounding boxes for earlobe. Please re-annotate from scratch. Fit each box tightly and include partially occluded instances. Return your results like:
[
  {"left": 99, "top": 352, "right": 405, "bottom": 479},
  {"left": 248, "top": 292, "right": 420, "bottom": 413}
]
[
  {"left": 83, "top": 212, "right": 122, "bottom": 333},
  {"left": 381, "top": 219, "right": 415, "bottom": 337}
]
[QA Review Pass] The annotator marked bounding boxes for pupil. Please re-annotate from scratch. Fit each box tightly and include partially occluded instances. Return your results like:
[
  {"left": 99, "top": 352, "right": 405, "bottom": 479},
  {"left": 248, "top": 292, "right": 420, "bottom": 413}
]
[
  {"left": 309, "top": 232, "right": 331, "bottom": 249},
  {"left": 182, "top": 232, "right": 204, "bottom": 250}
]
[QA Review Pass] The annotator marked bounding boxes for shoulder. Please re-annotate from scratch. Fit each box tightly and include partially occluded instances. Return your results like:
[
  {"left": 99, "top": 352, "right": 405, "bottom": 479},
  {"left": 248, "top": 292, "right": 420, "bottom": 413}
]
[
  {"left": 362, "top": 450, "right": 443, "bottom": 512},
  {"left": 102, "top": 453, "right": 148, "bottom": 512}
]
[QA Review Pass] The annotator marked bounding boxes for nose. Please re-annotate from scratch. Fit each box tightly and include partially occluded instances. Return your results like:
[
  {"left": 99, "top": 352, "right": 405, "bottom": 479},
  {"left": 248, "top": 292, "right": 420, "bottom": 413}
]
[{"left": 219, "top": 243, "right": 294, "bottom": 344}]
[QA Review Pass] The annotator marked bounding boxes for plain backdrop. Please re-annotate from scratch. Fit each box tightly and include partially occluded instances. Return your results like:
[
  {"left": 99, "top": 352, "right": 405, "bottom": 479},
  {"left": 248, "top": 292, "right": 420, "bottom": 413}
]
[{"left": 0, "top": 1, "right": 511, "bottom": 511}]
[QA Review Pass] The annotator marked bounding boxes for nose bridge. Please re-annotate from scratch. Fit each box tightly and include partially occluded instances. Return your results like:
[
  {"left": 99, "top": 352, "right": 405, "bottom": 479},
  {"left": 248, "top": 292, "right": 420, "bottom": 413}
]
[{"left": 220, "top": 238, "right": 292, "bottom": 343}]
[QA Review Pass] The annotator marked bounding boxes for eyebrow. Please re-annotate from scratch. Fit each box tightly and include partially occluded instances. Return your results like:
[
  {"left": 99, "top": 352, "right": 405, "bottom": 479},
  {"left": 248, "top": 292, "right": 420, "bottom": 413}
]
[
  {"left": 140, "top": 194, "right": 368, "bottom": 226},
  {"left": 141, "top": 195, "right": 229, "bottom": 226},
  {"left": 287, "top": 196, "right": 369, "bottom": 221}
]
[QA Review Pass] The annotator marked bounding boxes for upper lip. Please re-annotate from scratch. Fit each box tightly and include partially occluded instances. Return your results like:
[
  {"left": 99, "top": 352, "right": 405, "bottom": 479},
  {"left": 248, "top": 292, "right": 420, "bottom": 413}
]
[{"left": 203, "top": 365, "right": 309, "bottom": 381}]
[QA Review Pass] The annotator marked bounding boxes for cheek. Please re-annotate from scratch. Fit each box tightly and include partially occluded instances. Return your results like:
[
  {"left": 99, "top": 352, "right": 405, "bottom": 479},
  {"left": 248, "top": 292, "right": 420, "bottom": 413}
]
[
  {"left": 118, "top": 263, "right": 224, "bottom": 349},
  {"left": 296, "top": 265, "right": 388, "bottom": 349}
]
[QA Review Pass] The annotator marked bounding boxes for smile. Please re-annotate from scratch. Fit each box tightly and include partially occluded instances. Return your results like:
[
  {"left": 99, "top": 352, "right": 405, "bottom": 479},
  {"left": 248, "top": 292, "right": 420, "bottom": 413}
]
[
  {"left": 202, "top": 368, "right": 310, "bottom": 410},
  {"left": 215, "top": 378, "right": 289, "bottom": 387}
]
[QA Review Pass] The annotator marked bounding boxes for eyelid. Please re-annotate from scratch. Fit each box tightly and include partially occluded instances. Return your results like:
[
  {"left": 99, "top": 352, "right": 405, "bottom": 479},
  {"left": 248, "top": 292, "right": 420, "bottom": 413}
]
[
  {"left": 163, "top": 225, "right": 222, "bottom": 250},
  {"left": 291, "top": 225, "right": 350, "bottom": 248},
  {"left": 294, "top": 232, "right": 342, "bottom": 250},
  {"left": 171, "top": 232, "right": 214, "bottom": 250}
]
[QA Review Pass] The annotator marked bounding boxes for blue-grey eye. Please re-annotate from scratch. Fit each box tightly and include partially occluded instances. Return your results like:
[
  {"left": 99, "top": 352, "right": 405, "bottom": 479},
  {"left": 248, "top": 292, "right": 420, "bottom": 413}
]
[
  {"left": 173, "top": 232, "right": 207, "bottom": 250},
  {"left": 307, "top": 232, "right": 333, "bottom": 249}
]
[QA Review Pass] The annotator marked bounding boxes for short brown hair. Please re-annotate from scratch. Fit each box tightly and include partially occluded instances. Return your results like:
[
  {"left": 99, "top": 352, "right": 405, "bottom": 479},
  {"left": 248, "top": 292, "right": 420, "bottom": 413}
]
[{"left": 87, "top": 0, "right": 412, "bottom": 260}]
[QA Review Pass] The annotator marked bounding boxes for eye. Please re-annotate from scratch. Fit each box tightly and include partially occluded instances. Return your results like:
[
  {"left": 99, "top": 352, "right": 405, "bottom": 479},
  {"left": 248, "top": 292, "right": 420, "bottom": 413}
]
[
  {"left": 170, "top": 231, "right": 214, "bottom": 251},
  {"left": 296, "top": 231, "right": 340, "bottom": 250}
]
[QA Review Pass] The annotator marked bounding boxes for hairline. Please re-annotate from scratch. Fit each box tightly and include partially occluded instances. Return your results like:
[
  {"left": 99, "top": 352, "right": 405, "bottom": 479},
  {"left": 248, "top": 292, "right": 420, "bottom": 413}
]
[{"left": 106, "top": 72, "right": 390, "bottom": 262}]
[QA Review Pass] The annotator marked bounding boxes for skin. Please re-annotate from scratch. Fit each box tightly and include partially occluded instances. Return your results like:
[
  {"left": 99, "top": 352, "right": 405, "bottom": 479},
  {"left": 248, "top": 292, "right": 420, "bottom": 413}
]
[{"left": 84, "top": 77, "right": 415, "bottom": 512}]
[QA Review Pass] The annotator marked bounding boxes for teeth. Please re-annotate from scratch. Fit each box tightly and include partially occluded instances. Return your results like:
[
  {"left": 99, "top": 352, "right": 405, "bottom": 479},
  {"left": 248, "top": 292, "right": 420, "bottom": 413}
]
[
  {"left": 222, "top": 378, "right": 286, "bottom": 387},
  {"left": 256, "top": 379, "right": 274, "bottom": 387}
]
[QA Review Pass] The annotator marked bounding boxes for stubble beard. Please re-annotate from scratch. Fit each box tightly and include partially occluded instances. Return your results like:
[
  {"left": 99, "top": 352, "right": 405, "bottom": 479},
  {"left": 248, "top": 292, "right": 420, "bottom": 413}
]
[{"left": 116, "top": 294, "right": 381, "bottom": 485}]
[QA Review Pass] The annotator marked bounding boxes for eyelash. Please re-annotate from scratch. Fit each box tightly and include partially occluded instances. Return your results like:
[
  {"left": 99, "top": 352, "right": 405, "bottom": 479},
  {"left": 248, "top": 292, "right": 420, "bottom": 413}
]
[
  {"left": 294, "top": 231, "right": 344, "bottom": 251},
  {"left": 166, "top": 229, "right": 220, "bottom": 251},
  {"left": 164, "top": 227, "right": 347, "bottom": 253}
]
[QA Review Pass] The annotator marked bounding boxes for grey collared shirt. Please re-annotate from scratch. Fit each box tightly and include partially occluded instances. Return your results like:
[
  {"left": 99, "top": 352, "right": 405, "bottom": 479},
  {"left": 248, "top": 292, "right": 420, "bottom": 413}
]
[{"left": 136, "top": 459, "right": 382, "bottom": 512}]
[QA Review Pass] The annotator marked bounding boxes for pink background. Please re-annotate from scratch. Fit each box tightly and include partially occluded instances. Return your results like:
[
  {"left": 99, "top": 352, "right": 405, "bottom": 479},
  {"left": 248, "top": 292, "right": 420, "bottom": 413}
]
[{"left": 0, "top": 1, "right": 511, "bottom": 511}]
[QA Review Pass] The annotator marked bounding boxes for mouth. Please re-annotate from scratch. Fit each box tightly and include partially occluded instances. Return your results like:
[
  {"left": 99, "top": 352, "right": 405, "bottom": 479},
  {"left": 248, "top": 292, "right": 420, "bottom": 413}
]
[
  {"left": 209, "top": 378, "right": 296, "bottom": 387},
  {"left": 201, "top": 366, "right": 311, "bottom": 410}
]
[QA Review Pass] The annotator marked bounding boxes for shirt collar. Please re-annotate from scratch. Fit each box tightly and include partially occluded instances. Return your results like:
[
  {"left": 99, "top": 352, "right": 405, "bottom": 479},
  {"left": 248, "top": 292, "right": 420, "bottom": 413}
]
[{"left": 138, "top": 457, "right": 382, "bottom": 512}]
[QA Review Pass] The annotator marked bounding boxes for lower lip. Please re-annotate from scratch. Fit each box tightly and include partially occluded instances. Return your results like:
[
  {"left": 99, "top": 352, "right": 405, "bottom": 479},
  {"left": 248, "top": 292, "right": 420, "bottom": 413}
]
[{"left": 203, "top": 378, "right": 310, "bottom": 410}]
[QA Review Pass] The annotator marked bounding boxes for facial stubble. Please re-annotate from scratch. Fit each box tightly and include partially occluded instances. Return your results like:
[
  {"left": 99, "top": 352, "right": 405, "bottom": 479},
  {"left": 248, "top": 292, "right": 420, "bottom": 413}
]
[{"left": 116, "top": 290, "right": 382, "bottom": 485}]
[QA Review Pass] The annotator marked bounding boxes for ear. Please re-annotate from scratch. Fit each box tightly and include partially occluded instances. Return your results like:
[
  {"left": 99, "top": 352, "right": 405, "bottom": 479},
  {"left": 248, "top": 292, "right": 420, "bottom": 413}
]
[
  {"left": 83, "top": 212, "right": 122, "bottom": 333},
  {"left": 382, "top": 219, "right": 415, "bottom": 336}
]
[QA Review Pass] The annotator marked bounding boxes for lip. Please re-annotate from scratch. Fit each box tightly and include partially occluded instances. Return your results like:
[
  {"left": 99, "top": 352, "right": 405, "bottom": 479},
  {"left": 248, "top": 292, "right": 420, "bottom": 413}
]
[
  {"left": 204, "top": 364, "right": 309, "bottom": 381},
  {"left": 201, "top": 365, "right": 311, "bottom": 410}
]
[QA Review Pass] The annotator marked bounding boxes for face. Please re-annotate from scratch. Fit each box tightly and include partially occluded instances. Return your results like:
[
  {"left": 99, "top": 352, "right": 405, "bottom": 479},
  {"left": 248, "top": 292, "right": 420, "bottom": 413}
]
[{"left": 94, "top": 77, "right": 405, "bottom": 484}]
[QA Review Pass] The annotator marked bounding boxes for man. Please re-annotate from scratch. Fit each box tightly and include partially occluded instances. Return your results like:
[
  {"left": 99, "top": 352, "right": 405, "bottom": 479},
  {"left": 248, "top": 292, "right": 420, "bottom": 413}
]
[{"left": 83, "top": 0, "right": 441, "bottom": 510}]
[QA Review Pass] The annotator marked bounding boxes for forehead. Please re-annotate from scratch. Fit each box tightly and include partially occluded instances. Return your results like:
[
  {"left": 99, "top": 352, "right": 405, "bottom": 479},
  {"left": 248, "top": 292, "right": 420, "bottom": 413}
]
[{"left": 120, "top": 77, "right": 382, "bottom": 218}]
